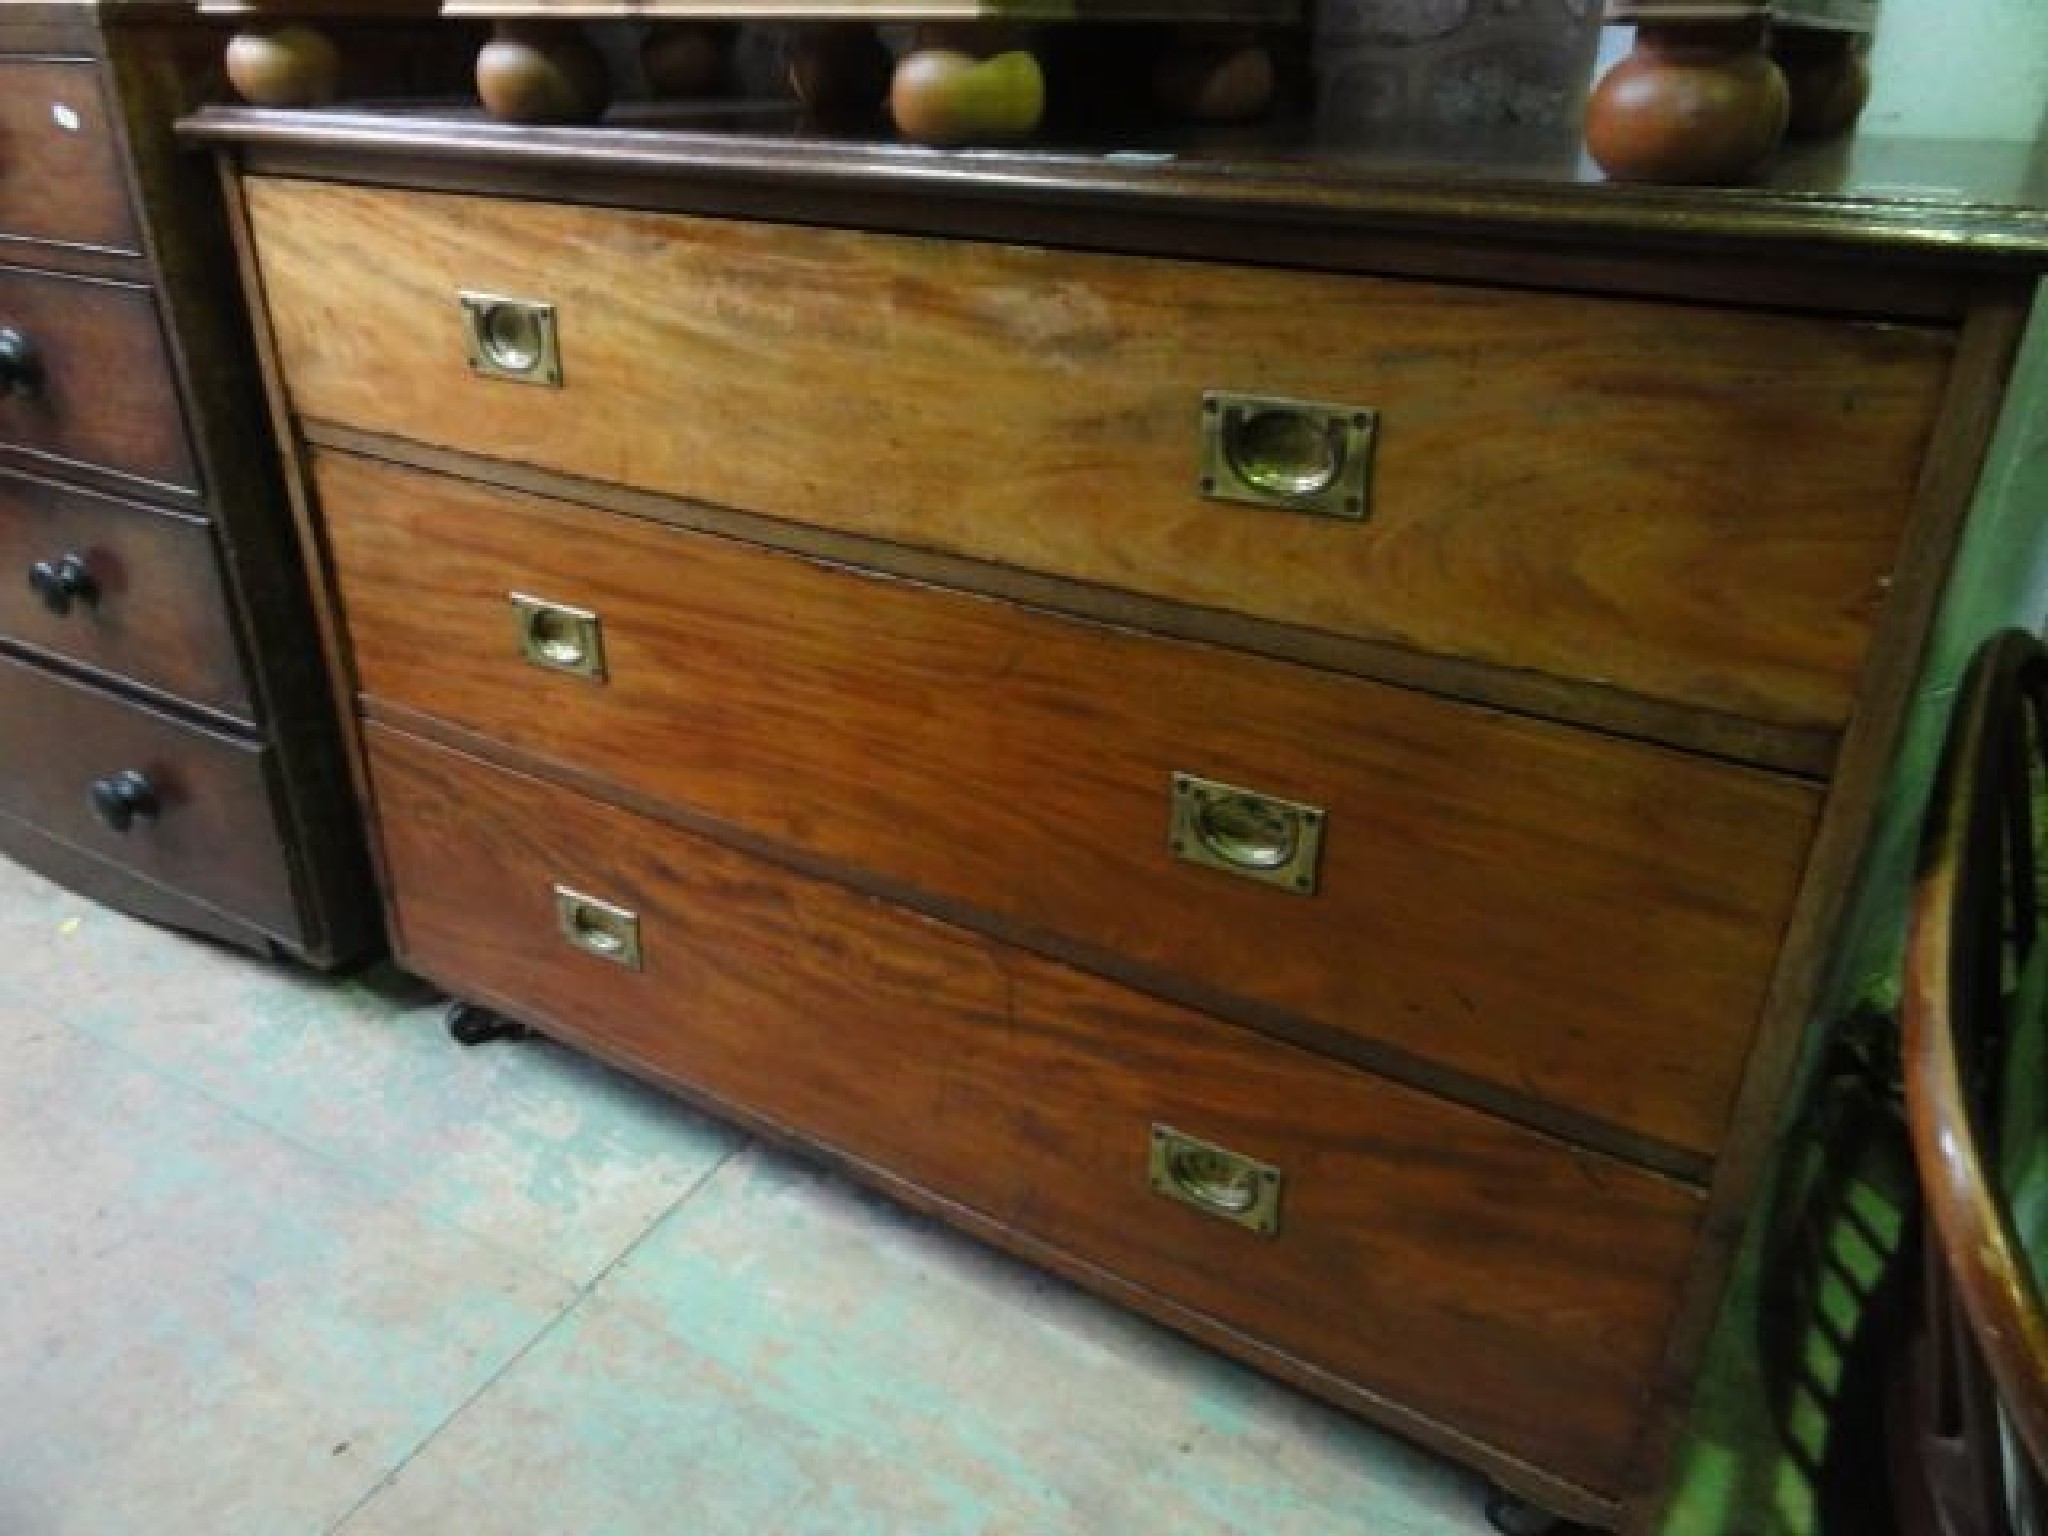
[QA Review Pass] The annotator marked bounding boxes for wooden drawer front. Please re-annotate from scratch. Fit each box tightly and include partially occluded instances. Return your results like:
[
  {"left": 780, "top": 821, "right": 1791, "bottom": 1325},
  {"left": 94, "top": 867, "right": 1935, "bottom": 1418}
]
[
  {"left": 0, "top": 59, "right": 138, "bottom": 254},
  {"left": 252, "top": 177, "right": 1950, "bottom": 740},
  {"left": 0, "top": 469, "right": 250, "bottom": 718},
  {"left": 0, "top": 264, "right": 196, "bottom": 493},
  {"left": 369, "top": 722, "right": 1703, "bottom": 1497},
  {"left": 320, "top": 450, "right": 1819, "bottom": 1160},
  {"left": 0, "top": 652, "right": 298, "bottom": 936}
]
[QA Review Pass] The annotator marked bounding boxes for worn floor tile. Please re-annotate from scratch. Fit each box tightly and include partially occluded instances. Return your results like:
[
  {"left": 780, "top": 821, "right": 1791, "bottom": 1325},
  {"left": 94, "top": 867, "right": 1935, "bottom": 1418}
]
[
  {"left": 1, "top": 854, "right": 1500, "bottom": 1536},
  {"left": 344, "top": 1145, "right": 1491, "bottom": 1536},
  {"left": 0, "top": 859, "right": 742, "bottom": 1286},
  {"left": 0, "top": 1019, "right": 574, "bottom": 1536}
]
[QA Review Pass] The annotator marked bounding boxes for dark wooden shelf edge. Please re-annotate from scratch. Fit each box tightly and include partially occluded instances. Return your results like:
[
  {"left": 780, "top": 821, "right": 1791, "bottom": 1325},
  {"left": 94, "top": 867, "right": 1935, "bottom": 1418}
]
[{"left": 179, "top": 104, "right": 2048, "bottom": 273}]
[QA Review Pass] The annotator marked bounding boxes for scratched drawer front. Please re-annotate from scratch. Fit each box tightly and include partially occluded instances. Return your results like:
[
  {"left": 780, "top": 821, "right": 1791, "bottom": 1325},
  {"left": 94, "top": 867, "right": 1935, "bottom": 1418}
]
[
  {"left": 0, "top": 469, "right": 250, "bottom": 718},
  {"left": 320, "top": 449, "right": 1820, "bottom": 1160},
  {"left": 0, "top": 264, "right": 196, "bottom": 493},
  {"left": 250, "top": 176, "right": 1950, "bottom": 741},
  {"left": 370, "top": 721, "right": 1702, "bottom": 1498},
  {"left": 0, "top": 652, "right": 298, "bottom": 936},
  {"left": 0, "top": 59, "right": 139, "bottom": 253}
]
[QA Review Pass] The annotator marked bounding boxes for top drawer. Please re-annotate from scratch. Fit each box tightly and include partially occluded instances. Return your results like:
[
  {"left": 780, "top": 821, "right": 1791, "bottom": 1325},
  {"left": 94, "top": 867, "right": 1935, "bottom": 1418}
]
[
  {"left": 0, "top": 59, "right": 139, "bottom": 254},
  {"left": 247, "top": 177, "right": 1953, "bottom": 747}
]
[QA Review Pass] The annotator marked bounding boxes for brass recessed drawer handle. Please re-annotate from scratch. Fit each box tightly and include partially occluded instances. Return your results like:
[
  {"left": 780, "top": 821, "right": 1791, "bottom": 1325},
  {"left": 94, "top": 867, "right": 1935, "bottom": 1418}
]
[
  {"left": 1149, "top": 1125, "right": 1282, "bottom": 1236},
  {"left": 511, "top": 592, "right": 606, "bottom": 681},
  {"left": 1199, "top": 391, "right": 1376, "bottom": 520},
  {"left": 552, "top": 885, "right": 643, "bottom": 971},
  {"left": 1169, "top": 772, "right": 1325, "bottom": 895},
  {"left": 460, "top": 292, "right": 562, "bottom": 387}
]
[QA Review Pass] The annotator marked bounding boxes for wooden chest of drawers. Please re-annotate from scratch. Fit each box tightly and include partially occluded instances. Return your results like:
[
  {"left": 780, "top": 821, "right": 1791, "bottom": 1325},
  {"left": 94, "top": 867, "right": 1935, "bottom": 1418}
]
[
  {"left": 191, "top": 98, "right": 2048, "bottom": 1531},
  {"left": 0, "top": 3, "right": 370, "bottom": 962}
]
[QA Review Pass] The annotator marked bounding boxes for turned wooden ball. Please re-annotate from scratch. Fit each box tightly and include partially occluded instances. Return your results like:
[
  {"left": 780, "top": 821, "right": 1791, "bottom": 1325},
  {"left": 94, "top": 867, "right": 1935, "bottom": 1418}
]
[
  {"left": 786, "top": 25, "right": 892, "bottom": 121},
  {"left": 1585, "top": 23, "right": 1789, "bottom": 184},
  {"left": 1774, "top": 28, "right": 1872, "bottom": 140},
  {"left": 1153, "top": 31, "right": 1275, "bottom": 124},
  {"left": 643, "top": 24, "right": 730, "bottom": 99},
  {"left": 476, "top": 23, "right": 611, "bottom": 125},
  {"left": 890, "top": 27, "right": 1045, "bottom": 147},
  {"left": 225, "top": 26, "right": 341, "bottom": 108}
]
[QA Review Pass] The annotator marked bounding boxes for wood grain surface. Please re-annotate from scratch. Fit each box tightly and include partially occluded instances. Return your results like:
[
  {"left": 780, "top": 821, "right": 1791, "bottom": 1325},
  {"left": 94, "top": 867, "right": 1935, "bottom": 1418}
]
[
  {"left": 248, "top": 176, "right": 1951, "bottom": 742},
  {"left": 317, "top": 448, "right": 1821, "bottom": 1160},
  {"left": 0, "top": 58, "right": 141, "bottom": 256},
  {"left": 0, "top": 467, "right": 251, "bottom": 720},
  {"left": 0, "top": 650, "right": 298, "bottom": 936},
  {"left": 0, "top": 263, "right": 196, "bottom": 494},
  {"left": 368, "top": 720, "right": 1704, "bottom": 1499}
]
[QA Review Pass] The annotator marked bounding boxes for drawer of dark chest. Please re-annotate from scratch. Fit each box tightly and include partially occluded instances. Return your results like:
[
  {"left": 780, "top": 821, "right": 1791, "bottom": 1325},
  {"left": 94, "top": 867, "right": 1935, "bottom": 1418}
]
[
  {"left": 0, "top": 653, "right": 298, "bottom": 938},
  {"left": 0, "top": 469, "right": 250, "bottom": 718},
  {"left": 0, "top": 59, "right": 138, "bottom": 255},
  {"left": 0, "top": 264, "right": 196, "bottom": 495}
]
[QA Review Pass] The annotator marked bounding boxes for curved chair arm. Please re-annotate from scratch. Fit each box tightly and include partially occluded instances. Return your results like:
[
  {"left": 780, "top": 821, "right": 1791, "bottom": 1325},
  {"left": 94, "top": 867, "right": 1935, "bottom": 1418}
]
[{"left": 1904, "top": 627, "right": 2048, "bottom": 1485}]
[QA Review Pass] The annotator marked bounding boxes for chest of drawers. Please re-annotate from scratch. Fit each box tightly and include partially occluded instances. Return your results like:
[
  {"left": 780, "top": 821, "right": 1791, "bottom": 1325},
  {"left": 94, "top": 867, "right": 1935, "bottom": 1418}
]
[
  {"left": 190, "top": 98, "right": 2048, "bottom": 1530},
  {"left": 0, "top": 2, "right": 370, "bottom": 962}
]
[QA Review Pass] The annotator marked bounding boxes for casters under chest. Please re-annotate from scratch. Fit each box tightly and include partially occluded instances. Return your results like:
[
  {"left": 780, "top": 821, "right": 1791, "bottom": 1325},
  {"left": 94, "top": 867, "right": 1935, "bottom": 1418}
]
[
  {"left": 1485, "top": 1485, "right": 1571, "bottom": 1536},
  {"left": 445, "top": 1000, "right": 531, "bottom": 1047}
]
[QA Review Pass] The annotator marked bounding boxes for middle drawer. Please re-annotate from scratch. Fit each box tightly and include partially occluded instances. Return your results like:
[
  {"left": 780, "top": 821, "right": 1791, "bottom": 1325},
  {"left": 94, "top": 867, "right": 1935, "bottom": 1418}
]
[
  {"left": 0, "top": 263, "right": 196, "bottom": 495},
  {"left": 0, "top": 467, "right": 251, "bottom": 719},
  {"left": 317, "top": 448, "right": 1821, "bottom": 1162}
]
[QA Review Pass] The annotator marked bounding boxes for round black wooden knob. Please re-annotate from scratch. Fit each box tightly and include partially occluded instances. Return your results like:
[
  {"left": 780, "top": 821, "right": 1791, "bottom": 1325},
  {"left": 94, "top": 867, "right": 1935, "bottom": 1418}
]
[
  {"left": 0, "top": 327, "right": 40, "bottom": 399},
  {"left": 89, "top": 770, "right": 158, "bottom": 833},
  {"left": 29, "top": 553, "right": 96, "bottom": 615}
]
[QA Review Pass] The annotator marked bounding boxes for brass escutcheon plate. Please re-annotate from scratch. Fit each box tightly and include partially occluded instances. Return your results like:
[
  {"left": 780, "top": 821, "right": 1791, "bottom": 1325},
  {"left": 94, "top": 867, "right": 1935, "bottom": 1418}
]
[
  {"left": 460, "top": 292, "right": 562, "bottom": 387},
  {"left": 552, "top": 885, "right": 643, "bottom": 971},
  {"left": 1169, "top": 772, "right": 1325, "bottom": 895},
  {"left": 1199, "top": 391, "right": 1376, "bottom": 520},
  {"left": 510, "top": 592, "right": 606, "bottom": 682},
  {"left": 1149, "top": 1124, "right": 1282, "bottom": 1236}
]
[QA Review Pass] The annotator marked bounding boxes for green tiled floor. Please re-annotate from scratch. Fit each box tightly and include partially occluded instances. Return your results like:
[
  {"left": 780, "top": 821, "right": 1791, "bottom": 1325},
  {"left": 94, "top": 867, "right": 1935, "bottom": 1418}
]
[{"left": 0, "top": 855, "right": 1494, "bottom": 1536}]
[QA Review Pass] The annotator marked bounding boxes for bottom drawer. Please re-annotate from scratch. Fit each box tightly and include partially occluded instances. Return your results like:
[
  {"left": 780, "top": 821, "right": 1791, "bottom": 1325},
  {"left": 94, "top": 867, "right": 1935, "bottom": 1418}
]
[
  {"left": 0, "top": 653, "right": 299, "bottom": 939},
  {"left": 367, "top": 723, "right": 1704, "bottom": 1503}
]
